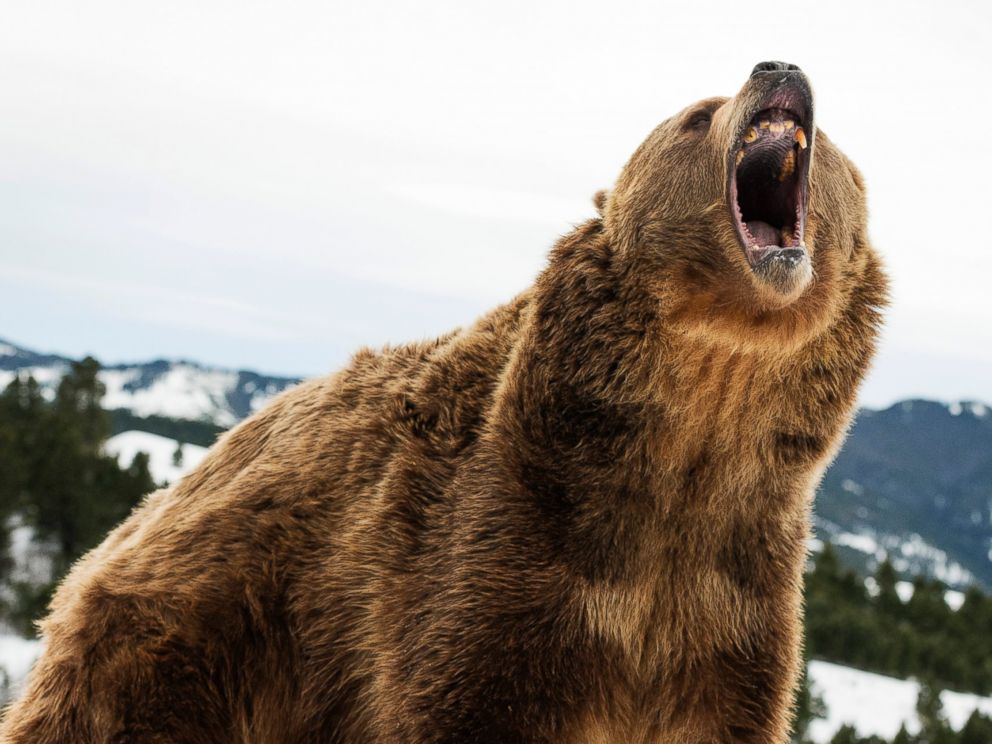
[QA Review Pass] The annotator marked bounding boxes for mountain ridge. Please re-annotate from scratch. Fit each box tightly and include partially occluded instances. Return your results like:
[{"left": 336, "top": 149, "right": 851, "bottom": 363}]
[{"left": 0, "top": 337, "right": 300, "bottom": 426}]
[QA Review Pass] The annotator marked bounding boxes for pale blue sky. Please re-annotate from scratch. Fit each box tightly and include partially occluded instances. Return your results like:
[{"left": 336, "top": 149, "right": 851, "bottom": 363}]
[{"left": 2, "top": 0, "right": 990, "bottom": 408}]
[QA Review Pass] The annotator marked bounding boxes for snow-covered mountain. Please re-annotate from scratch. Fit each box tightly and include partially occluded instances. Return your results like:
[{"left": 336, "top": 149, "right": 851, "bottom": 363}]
[
  {"left": 0, "top": 338, "right": 299, "bottom": 427},
  {"left": 814, "top": 399, "right": 992, "bottom": 590}
]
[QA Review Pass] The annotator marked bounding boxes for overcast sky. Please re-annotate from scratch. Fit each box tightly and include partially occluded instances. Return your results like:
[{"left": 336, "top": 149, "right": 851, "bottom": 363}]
[{"left": 1, "top": 0, "right": 990, "bottom": 408}]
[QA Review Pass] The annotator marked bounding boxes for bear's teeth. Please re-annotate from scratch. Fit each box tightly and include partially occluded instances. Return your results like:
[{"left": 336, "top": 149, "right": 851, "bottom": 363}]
[
  {"left": 759, "top": 120, "right": 770, "bottom": 129},
  {"left": 783, "top": 120, "right": 795, "bottom": 130},
  {"left": 795, "top": 127, "right": 807, "bottom": 149},
  {"left": 736, "top": 150, "right": 745, "bottom": 166},
  {"left": 778, "top": 150, "right": 796, "bottom": 181},
  {"left": 769, "top": 122, "right": 785, "bottom": 134},
  {"left": 744, "top": 127, "right": 758, "bottom": 143}
]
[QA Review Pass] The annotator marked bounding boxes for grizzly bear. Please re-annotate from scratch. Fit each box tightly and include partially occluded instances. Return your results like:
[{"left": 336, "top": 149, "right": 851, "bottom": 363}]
[{"left": 1, "top": 61, "right": 886, "bottom": 743}]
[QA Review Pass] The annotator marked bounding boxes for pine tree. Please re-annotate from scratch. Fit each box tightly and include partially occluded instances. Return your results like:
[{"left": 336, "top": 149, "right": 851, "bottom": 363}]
[
  {"left": 891, "top": 725, "right": 913, "bottom": 744},
  {"left": 53, "top": 356, "right": 108, "bottom": 453},
  {"left": 28, "top": 356, "right": 112, "bottom": 566},
  {"left": 792, "top": 660, "right": 826, "bottom": 742},
  {"left": 0, "top": 376, "right": 48, "bottom": 581},
  {"left": 172, "top": 441, "right": 184, "bottom": 468},
  {"left": 6, "top": 358, "right": 155, "bottom": 635},
  {"left": 959, "top": 710, "right": 992, "bottom": 744},
  {"left": 906, "top": 577, "right": 950, "bottom": 636},
  {"left": 876, "top": 558, "right": 902, "bottom": 617},
  {"left": 915, "top": 678, "right": 955, "bottom": 744},
  {"left": 829, "top": 725, "right": 861, "bottom": 744}
]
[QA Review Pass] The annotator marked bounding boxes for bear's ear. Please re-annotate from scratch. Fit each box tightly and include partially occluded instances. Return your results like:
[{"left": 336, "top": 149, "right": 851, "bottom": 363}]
[{"left": 592, "top": 189, "right": 609, "bottom": 216}]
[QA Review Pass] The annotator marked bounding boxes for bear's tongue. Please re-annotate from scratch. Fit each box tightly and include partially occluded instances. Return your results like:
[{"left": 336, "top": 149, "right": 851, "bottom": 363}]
[{"left": 745, "top": 220, "right": 780, "bottom": 247}]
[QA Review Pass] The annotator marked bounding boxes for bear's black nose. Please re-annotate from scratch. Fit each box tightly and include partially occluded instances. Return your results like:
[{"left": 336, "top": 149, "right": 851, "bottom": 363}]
[{"left": 751, "top": 61, "right": 802, "bottom": 77}]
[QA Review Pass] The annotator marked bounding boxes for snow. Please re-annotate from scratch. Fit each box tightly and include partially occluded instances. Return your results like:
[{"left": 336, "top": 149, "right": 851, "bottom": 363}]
[
  {"left": 0, "top": 635, "right": 42, "bottom": 699},
  {"left": 249, "top": 390, "right": 280, "bottom": 413},
  {"left": 841, "top": 479, "right": 865, "bottom": 496},
  {"left": 808, "top": 661, "right": 921, "bottom": 741},
  {"left": 946, "top": 400, "right": 988, "bottom": 418},
  {"left": 101, "top": 365, "right": 239, "bottom": 427},
  {"left": 943, "top": 688, "right": 992, "bottom": 730},
  {"left": 807, "top": 660, "right": 992, "bottom": 742},
  {"left": 895, "top": 580, "right": 915, "bottom": 603},
  {"left": 3, "top": 518, "right": 55, "bottom": 589},
  {"left": 0, "top": 366, "right": 65, "bottom": 401},
  {"left": 825, "top": 526, "right": 974, "bottom": 588},
  {"left": 835, "top": 531, "right": 883, "bottom": 557},
  {"left": 104, "top": 431, "right": 208, "bottom": 485},
  {"left": 897, "top": 533, "right": 974, "bottom": 586},
  {"left": 890, "top": 582, "right": 968, "bottom": 611},
  {"left": 944, "top": 590, "right": 966, "bottom": 611},
  {"left": 863, "top": 576, "right": 879, "bottom": 597},
  {"left": 0, "top": 358, "right": 294, "bottom": 427}
]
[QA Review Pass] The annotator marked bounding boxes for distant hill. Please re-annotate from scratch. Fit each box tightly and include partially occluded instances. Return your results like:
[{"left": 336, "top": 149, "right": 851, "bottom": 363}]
[
  {"left": 2, "top": 336, "right": 990, "bottom": 589},
  {"left": 0, "top": 338, "right": 300, "bottom": 427},
  {"left": 815, "top": 399, "right": 992, "bottom": 590}
]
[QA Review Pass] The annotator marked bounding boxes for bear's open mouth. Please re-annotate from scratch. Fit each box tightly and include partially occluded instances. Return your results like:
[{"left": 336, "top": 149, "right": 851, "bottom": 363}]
[{"left": 729, "top": 104, "right": 811, "bottom": 268}]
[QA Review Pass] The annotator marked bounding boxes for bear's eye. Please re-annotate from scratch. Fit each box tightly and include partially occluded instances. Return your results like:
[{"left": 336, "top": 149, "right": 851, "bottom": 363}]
[{"left": 684, "top": 110, "right": 712, "bottom": 133}]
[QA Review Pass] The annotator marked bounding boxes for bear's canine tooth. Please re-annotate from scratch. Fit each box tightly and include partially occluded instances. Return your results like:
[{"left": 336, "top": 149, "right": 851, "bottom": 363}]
[
  {"left": 744, "top": 127, "right": 758, "bottom": 143},
  {"left": 736, "top": 150, "right": 745, "bottom": 166},
  {"left": 795, "top": 127, "right": 807, "bottom": 149}
]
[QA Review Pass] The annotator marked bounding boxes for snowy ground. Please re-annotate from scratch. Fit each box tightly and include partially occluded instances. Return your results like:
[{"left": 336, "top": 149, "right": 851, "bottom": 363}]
[
  {"left": 807, "top": 660, "right": 992, "bottom": 742},
  {"left": 0, "top": 635, "right": 41, "bottom": 701},
  {"left": 104, "top": 430, "right": 209, "bottom": 486}
]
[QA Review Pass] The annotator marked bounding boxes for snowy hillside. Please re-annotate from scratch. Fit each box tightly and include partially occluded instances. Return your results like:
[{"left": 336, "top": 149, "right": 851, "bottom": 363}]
[
  {"left": 816, "top": 399, "right": 992, "bottom": 589},
  {"left": 807, "top": 660, "right": 992, "bottom": 741},
  {"left": 0, "top": 338, "right": 298, "bottom": 427},
  {"left": 105, "top": 431, "right": 209, "bottom": 485},
  {"left": 0, "top": 636, "right": 40, "bottom": 700},
  {"left": 812, "top": 519, "right": 976, "bottom": 587}
]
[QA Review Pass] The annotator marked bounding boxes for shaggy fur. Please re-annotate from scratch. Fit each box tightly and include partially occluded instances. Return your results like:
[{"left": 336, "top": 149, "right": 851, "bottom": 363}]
[{"left": 1, "top": 65, "right": 886, "bottom": 743}]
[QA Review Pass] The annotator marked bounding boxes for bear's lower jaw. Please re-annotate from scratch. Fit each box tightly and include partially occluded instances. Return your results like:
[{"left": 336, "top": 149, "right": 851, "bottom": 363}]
[{"left": 751, "top": 247, "right": 814, "bottom": 305}]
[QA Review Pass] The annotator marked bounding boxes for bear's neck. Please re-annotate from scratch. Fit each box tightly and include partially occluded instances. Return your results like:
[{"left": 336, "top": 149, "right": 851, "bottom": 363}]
[{"left": 489, "top": 219, "right": 883, "bottom": 588}]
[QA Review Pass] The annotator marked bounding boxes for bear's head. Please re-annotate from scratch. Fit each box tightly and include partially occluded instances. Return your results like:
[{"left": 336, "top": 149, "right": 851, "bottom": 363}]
[{"left": 604, "top": 62, "right": 878, "bottom": 351}]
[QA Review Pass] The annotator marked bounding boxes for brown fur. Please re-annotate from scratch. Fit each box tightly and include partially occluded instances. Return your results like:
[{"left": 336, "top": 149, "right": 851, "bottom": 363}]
[{"left": 1, "top": 68, "right": 886, "bottom": 743}]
